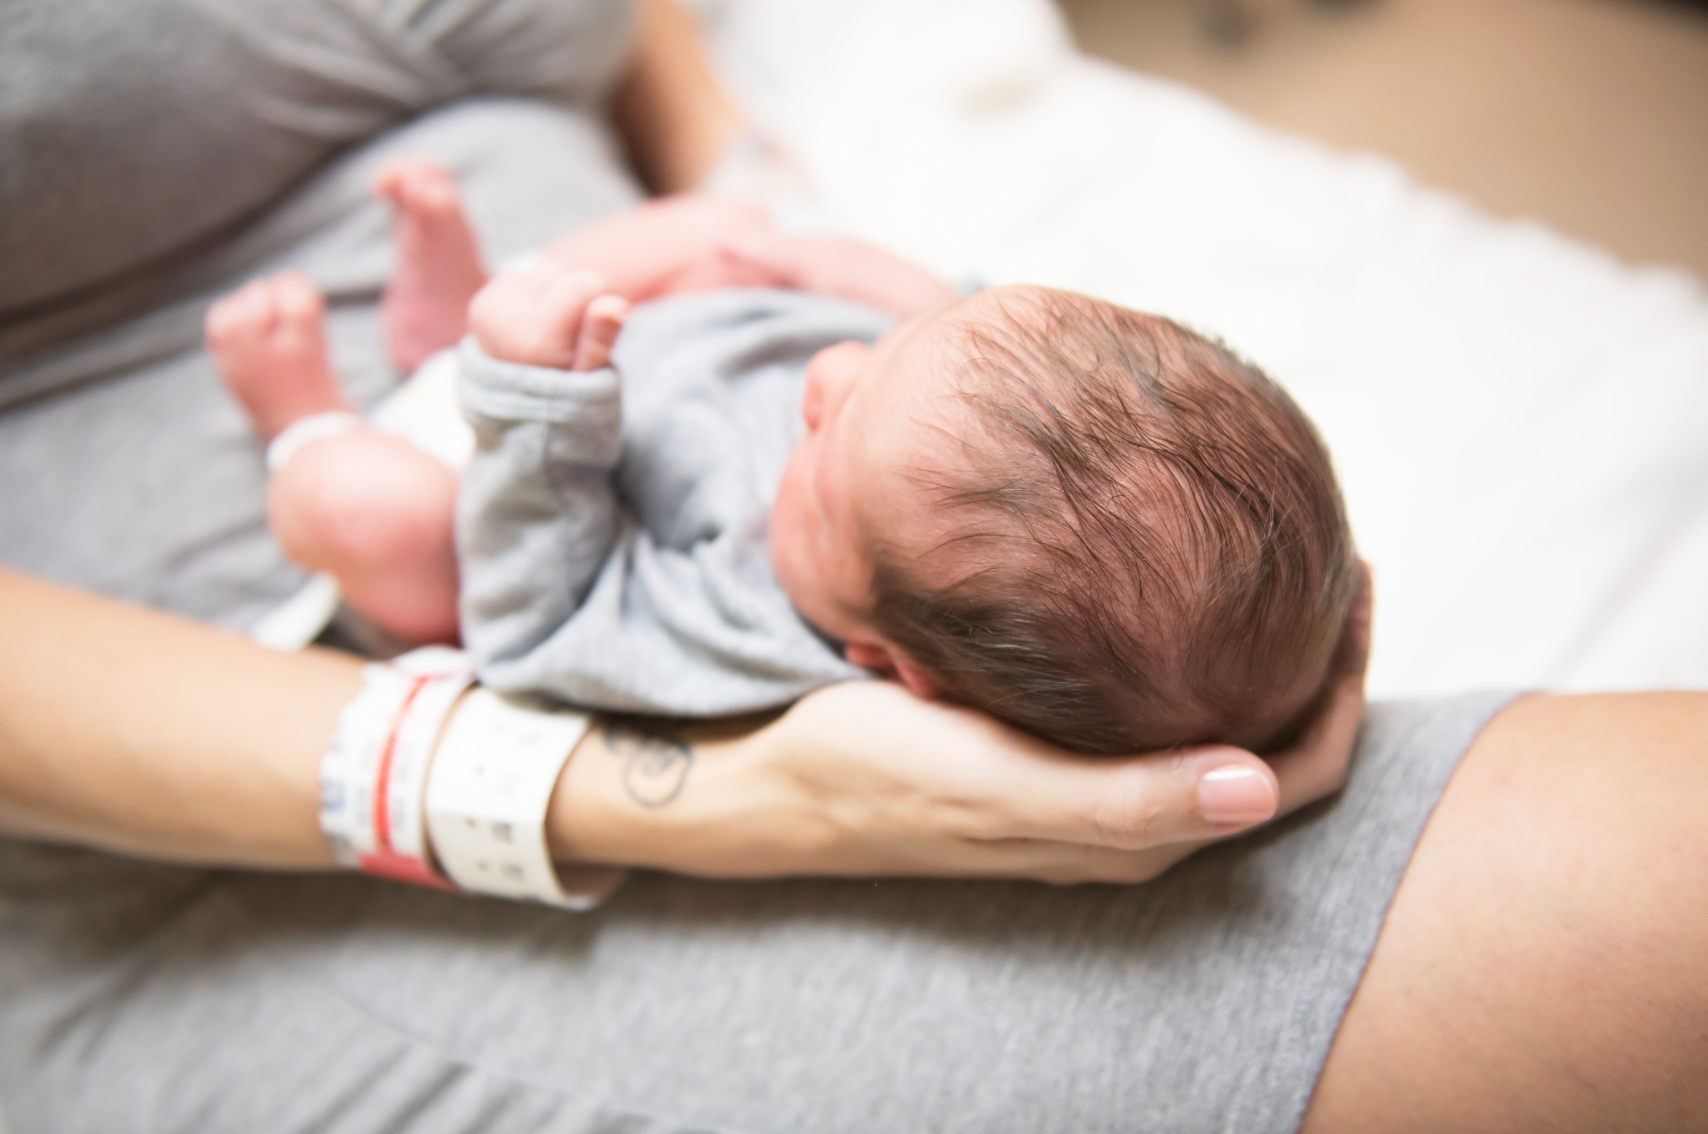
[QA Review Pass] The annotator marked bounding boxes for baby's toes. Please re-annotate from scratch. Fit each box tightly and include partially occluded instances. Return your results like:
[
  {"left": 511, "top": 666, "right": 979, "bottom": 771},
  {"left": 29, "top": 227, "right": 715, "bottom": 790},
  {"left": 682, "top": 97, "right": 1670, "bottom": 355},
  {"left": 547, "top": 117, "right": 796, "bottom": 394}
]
[
  {"left": 404, "top": 169, "right": 462, "bottom": 221},
  {"left": 269, "top": 270, "right": 324, "bottom": 323},
  {"left": 263, "top": 271, "right": 327, "bottom": 350},
  {"left": 203, "top": 293, "right": 243, "bottom": 349},
  {"left": 205, "top": 279, "right": 277, "bottom": 351},
  {"left": 375, "top": 155, "right": 460, "bottom": 220},
  {"left": 374, "top": 154, "right": 442, "bottom": 200}
]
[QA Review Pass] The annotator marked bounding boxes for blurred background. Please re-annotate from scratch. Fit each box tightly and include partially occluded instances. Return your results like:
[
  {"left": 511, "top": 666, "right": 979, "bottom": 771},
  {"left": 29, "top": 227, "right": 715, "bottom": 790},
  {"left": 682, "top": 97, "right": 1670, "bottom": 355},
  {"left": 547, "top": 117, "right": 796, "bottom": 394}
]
[
  {"left": 1058, "top": 0, "right": 1708, "bottom": 278},
  {"left": 705, "top": 0, "right": 1708, "bottom": 698}
]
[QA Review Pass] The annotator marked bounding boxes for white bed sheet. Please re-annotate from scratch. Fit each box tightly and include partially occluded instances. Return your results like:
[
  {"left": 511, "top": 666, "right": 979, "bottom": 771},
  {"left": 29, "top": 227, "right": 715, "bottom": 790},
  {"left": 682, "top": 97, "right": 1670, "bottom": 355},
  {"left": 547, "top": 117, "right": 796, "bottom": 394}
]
[{"left": 700, "top": 0, "right": 1708, "bottom": 699}]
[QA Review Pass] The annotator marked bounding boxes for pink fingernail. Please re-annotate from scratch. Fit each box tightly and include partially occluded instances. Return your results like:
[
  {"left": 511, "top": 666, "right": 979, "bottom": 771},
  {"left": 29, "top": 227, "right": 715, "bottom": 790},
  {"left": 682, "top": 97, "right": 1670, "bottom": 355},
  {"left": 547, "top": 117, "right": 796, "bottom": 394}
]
[{"left": 1198, "top": 766, "right": 1277, "bottom": 825}]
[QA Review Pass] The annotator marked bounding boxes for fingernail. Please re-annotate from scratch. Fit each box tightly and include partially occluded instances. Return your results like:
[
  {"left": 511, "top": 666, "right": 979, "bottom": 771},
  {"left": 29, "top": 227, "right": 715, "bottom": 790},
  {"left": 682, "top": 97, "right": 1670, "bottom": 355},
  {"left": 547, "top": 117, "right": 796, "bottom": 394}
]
[{"left": 1198, "top": 765, "right": 1277, "bottom": 825}]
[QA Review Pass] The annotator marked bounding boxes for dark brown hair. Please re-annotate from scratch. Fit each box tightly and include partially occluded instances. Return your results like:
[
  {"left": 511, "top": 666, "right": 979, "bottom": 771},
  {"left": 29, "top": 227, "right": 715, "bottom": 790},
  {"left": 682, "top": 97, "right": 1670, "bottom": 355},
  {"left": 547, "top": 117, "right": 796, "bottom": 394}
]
[{"left": 865, "top": 287, "right": 1357, "bottom": 754}]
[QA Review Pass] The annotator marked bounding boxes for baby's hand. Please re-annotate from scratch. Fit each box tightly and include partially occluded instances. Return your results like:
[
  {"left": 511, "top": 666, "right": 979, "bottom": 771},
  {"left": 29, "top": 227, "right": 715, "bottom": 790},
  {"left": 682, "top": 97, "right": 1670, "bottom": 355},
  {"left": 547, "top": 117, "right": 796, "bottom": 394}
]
[{"left": 468, "top": 264, "right": 630, "bottom": 372}]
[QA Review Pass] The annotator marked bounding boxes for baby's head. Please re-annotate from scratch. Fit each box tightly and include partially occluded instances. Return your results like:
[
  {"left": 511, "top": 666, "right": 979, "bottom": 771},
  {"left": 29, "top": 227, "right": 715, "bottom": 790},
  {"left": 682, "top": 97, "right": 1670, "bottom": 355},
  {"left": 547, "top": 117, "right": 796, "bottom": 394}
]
[{"left": 771, "top": 285, "right": 1358, "bottom": 755}]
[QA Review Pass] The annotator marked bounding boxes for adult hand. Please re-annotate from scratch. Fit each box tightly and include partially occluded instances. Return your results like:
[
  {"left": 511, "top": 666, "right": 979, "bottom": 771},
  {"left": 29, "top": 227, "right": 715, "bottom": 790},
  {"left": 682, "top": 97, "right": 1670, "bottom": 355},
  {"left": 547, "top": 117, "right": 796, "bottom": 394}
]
[{"left": 551, "top": 563, "right": 1372, "bottom": 883}]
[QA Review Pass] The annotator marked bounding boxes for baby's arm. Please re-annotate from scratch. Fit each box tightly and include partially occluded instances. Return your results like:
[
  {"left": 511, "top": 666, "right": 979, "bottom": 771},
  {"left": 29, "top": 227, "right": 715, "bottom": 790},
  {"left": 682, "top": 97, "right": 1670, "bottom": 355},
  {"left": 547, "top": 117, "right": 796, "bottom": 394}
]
[
  {"left": 543, "top": 195, "right": 953, "bottom": 319},
  {"left": 456, "top": 267, "right": 630, "bottom": 671},
  {"left": 713, "top": 230, "right": 955, "bottom": 320},
  {"left": 541, "top": 195, "right": 781, "bottom": 303}
]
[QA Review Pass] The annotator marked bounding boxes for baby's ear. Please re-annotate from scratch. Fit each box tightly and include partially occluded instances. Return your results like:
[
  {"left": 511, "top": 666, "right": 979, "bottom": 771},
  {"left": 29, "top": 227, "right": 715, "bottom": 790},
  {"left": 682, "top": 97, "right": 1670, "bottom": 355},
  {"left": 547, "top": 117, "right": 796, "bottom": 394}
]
[
  {"left": 843, "top": 641, "right": 891, "bottom": 674},
  {"left": 890, "top": 657, "right": 941, "bottom": 701},
  {"left": 843, "top": 642, "right": 941, "bottom": 701}
]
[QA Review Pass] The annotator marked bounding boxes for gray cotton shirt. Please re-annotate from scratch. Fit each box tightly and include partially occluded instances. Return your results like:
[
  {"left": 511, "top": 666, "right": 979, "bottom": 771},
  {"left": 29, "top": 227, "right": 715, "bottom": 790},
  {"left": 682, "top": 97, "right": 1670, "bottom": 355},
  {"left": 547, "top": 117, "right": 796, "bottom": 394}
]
[
  {"left": 0, "top": 691, "right": 1520, "bottom": 1134},
  {"left": 457, "top": 288, "right": 890, "bottom": 715}
]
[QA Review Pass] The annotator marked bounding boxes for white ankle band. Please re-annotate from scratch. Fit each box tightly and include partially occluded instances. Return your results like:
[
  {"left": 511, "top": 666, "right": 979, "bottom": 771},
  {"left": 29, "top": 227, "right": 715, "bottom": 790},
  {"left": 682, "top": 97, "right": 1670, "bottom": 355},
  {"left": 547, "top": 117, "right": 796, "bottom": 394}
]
[{"left": 266, "top": 411, "right": 363, "bottom": 473}]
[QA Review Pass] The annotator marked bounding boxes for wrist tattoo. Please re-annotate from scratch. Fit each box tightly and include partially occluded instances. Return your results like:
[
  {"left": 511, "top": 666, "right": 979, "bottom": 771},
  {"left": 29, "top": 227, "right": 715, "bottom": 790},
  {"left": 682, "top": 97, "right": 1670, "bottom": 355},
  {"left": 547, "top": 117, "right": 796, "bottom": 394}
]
[{"left": 603, "top": 720, "right": 693, "bottom": 808}]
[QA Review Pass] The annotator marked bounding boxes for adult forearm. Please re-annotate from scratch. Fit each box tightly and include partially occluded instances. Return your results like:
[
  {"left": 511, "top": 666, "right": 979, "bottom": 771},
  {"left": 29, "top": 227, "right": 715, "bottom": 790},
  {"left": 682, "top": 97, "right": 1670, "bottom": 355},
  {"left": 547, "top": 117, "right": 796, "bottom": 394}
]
[
  {"left": 0, "top": 568, "right": 357, "bottom": 868},
  {"left": 0, "top": 567, "right": 1349, "bottom": 887},
  {"left": 608, "top": 0, "right": 744, "bottom": 194}
]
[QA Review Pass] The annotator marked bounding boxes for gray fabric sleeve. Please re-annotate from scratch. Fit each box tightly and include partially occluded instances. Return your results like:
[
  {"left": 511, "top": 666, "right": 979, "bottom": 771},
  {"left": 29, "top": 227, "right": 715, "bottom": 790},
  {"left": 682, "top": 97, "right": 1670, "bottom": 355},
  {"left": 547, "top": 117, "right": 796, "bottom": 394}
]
[{"left": 456, "top": 341, "right": 625, "bottom": 674}]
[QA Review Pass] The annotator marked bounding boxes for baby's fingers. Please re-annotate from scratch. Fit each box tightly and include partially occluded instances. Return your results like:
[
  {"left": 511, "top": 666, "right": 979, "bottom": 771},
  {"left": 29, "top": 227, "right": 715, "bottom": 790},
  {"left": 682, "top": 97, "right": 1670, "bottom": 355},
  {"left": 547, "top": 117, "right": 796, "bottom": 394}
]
[
  {"left": 570, "top": 294, "right": 629, "bottom": 371},
  {"left": 469, "top": 266, "right": 606, "bottom": 369}
]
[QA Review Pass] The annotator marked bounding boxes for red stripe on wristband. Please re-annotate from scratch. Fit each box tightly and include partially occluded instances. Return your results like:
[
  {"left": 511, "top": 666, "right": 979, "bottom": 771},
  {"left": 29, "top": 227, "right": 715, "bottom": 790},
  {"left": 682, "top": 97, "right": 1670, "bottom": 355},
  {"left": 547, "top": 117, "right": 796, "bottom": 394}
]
[
  {"left": 353, "top": 672, "right": 459, "bottom": 891},
  {"left": 372, "top": 675, "right": 430, "bottom": 855},
  {"left": 358, "top": 848, "right": 459, "bottom": 890}
]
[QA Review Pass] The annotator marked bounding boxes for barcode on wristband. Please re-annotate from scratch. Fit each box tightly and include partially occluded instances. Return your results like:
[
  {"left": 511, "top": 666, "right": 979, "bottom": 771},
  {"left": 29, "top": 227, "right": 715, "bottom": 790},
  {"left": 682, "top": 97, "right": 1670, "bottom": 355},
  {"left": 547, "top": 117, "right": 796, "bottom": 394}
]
[{"left": 424, "top": 688, "right": 607, "bottom": 907}]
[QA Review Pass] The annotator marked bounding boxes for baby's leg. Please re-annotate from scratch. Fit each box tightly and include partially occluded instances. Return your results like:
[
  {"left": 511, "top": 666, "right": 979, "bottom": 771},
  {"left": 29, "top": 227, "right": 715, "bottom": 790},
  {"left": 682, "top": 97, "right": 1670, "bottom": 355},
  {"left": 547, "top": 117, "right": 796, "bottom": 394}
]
[
  {"left": 374, "top": 157, "right": 489, "bottom": 374},
  {"left": 266, "top": 428, "right": 460, "bottom": 646},
  {"left": 206, "top": 272, "right": 461, "bottom": 645}
]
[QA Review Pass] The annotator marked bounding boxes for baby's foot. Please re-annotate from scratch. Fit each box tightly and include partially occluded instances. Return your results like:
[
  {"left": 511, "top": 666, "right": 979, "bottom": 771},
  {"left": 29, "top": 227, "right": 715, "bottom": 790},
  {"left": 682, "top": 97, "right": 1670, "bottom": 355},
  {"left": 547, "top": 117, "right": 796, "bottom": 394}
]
[
  {"left": 375, "top": 156, "right": 488, "bottom": 373},
  {"left": 205, "top": 270, "right": 351, "bottom": 441},
  {"left": 468, "top": 263, "right": 630, "bottom": 371}
]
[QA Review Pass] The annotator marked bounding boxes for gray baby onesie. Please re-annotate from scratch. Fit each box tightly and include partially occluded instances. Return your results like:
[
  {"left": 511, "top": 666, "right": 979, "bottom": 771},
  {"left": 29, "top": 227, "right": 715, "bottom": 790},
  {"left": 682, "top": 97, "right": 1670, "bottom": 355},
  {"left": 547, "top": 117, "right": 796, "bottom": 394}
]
[{"left": 457, "top": 288, "right": 892, "bottom": 715}]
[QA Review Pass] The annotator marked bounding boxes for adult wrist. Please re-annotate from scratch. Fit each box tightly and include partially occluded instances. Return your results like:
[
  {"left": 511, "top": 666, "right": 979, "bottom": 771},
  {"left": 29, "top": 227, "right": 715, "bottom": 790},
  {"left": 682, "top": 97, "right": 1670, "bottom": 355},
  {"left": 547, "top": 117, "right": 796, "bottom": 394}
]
[
  {"left": 544, "top": 712, "right": 765, "bottom": 877},
  {"left": 544, "top": 720, "right": 604, "bottom": 866},
  {"left": 545, "top": 717, "right": 659, "bottom": 869},
  {"left": 319, "top": 651, "right": 625, "bottom": 907},
  {"left": 317, "top": 650, "right": 471, "bottom": 887},
  {"left": 423, "top": 685, "right": 623, "bottom": 908}
]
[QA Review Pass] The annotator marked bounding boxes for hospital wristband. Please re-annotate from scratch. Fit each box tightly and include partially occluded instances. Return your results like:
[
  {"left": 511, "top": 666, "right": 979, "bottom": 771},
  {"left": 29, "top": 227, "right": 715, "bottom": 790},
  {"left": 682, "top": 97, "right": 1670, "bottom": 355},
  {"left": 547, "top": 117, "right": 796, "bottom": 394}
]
[
  {"left": 318, "top": 648, "right": 473, "bottom": 889},
  {"left": 424, "top": 687, "right": 626, "bottom": 909},
  {"left": 319, "top": 661, "right": 413, "bottom": 867}
]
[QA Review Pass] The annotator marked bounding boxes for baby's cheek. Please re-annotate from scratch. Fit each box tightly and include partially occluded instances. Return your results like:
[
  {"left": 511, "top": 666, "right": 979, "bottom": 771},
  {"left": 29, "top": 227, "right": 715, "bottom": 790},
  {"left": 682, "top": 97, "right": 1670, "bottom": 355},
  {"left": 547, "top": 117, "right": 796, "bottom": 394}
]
[{"left": 768, "top": 477, "right": 807, "bottom": 590}]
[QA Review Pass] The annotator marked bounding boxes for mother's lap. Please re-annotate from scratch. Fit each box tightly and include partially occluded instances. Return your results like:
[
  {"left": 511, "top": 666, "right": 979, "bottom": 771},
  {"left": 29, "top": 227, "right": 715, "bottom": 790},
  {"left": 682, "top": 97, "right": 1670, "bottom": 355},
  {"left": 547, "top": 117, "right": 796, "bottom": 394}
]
[
  {"left": 0, "top": 694, "right": 1509, "bottom": 1132},
  {"left": 0, "top": 97, "right": 641, "bottom": 629}
]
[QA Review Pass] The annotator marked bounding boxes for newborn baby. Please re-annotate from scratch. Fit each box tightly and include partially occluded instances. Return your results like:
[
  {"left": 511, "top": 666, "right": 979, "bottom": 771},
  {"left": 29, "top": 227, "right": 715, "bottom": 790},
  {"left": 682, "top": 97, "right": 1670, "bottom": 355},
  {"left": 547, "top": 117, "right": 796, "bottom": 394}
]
[{"left": 209, "top": 160, "right": 1357, "bottom": 754}]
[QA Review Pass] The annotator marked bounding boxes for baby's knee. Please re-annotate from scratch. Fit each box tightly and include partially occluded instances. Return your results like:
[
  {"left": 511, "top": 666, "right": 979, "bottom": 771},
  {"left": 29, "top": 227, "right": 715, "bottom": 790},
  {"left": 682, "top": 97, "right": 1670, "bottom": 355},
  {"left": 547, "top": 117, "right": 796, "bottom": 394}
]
[{"left": 268, "top": 431, "right": 456, "bottom": 572}]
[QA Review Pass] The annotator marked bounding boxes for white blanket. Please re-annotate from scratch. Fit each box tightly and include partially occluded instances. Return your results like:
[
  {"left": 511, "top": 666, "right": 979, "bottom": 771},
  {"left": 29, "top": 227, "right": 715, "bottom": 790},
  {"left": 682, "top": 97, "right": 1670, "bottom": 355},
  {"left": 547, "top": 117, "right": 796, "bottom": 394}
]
[{"left": 699, "top": 0, "right": 1708, "bottom": 698}]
